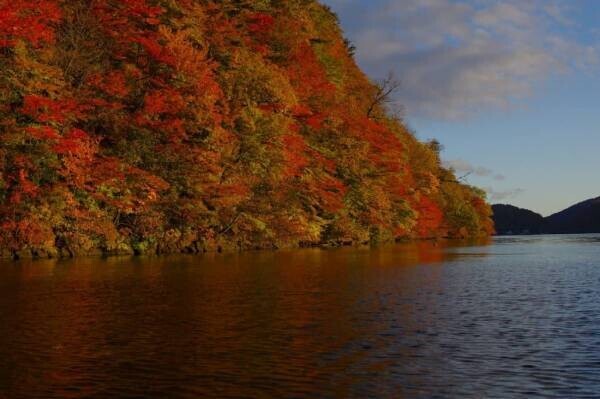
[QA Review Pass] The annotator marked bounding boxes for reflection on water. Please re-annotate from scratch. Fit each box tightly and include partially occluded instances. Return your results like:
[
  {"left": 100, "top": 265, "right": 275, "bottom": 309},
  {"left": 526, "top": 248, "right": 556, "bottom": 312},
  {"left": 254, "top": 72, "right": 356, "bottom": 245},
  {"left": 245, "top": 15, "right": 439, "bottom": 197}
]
[{"left": 1, "top": 236, "right": 599, "bottom": 398}]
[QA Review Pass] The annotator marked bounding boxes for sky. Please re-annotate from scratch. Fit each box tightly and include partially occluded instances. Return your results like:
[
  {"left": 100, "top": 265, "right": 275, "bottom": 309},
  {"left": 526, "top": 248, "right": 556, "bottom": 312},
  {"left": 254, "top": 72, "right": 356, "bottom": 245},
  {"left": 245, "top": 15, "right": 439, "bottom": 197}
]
[{"left": 322, "top": 0, "right": 600, "bottom": 216}]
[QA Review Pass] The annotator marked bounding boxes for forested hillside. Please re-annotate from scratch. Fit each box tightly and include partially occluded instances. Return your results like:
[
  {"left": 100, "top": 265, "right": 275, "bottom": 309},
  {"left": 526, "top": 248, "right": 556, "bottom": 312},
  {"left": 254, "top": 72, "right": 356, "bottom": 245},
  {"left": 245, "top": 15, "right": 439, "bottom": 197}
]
[
  {"left": 543, "top": 197, "right": 600, "bottom": 234},
  {"left": 492, "top": 204, "right": 544, "bottom": 235},
  {"left": 0, "top": 0, "right": 493, "bottom": 258}
]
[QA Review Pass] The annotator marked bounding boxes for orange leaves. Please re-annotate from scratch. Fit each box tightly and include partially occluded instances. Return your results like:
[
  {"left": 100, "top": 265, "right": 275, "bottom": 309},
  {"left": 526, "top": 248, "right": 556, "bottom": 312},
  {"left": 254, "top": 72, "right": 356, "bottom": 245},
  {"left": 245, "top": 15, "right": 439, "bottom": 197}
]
[
  {"left": 471, "top": 196, "right": 488, "bottom": 212},
  {"left": 281, "top": 133, "right": 309, "bottom": 178},
  {"left": 137, "top": 36, "right": 176, "bottom": 66},
  {"left": 248, "top": 13, "right": 275, "bottom": 34},
  {"left": 142, "top": 89, "right": 185, "bottom": 116},
  {"left": 52, "top": 129, "right": 91, "bottom": 156},
  {"left": 471, "top": 196, "right": 495, "bottom": 235},
  {"left": 291, "top": 105, "right": 327, "bottom": 131},
  {"left": 290, "top": 104, "right": 329, "bottom": 135},
  {"left": 160, "top": 27, "right": 213, "bottom": 80},
  {"left": 0, "top": 1, "right": 494, "bottom": 254},
  {"left": 21, "top": 95, "right": 82, "bottom": 124},
  {"left": 86, "top": 71, "right": 130, "bottom": 99},
  {"left": 291, "top": 105, "right": 312, "bottom": 118},
  {"left": 345, "top": 116, "right": 405, "bottom": 173},
  {"left": 205, "top": 182, "right": 250, "bottom": 210},
  {"left": 0, "top": 218, "right": 53, "bottom": 249},
  {"left": 415, "top": 196, "right": 444, "bottom": 238},
  {"left": 9, "top": 169, "right": 38, "bottom": 204},
  {"left": 83, "top": 157, "right": 169, "bottom": 213},
  {"left": 54, "top": 129, "right": 99, "bottom": 190},
  {"left": 310, "top": 175, "right": 347, "bottom": 214},
  {"left": 246, "top": 12, "right": 275, "bottom": 55},
  {"left": 26, "top": 126, "right": 60, "bottom": 140},
  {"left": 91, "top": 0, "right": 167, "bottom": 67},
  {"left": 135, "top": 88, "right": 188, "bottom": 141},
  {"left": 287, "top": 42, "right": 336, "bottom": 102},
  {"left": 306, "top": 114, "right": 326, "bottom": 130},
  {"left": 3, "top": 153, "right": 39, "bottom": 205},
  {"left": 92, "top": 0, "right": 163, "bottom": 37}
]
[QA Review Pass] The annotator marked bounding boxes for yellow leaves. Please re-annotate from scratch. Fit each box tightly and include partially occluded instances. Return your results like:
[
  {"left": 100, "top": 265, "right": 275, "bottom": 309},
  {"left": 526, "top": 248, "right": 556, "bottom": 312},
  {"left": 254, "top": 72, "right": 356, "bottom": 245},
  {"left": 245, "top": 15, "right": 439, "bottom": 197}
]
[
  {"left": 9, "top": 41, "right": 65, "bottom": 96},
  {"left": 0, "top": 0, "right": 495, "bottom": 254},
  {"left": 159, "top": 26, "right": 211, "bottom": 81},
  {"left": 418, "top": 172, "right": 441, "bottom": 195},
  {"left": 166, "top": 2, "right": 207, "bottom": 37},
  {"left": 223, "top": 48, "right": 298, "bottom": 111}
]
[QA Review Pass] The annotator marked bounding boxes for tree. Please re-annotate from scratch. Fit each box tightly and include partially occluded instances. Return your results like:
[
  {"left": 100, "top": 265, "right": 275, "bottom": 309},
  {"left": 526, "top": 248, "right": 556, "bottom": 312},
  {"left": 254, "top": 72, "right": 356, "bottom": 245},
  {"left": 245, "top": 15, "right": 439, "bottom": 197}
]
[
  {"left": 366, "top": 71, "right": 401, "bottom": 118},
  {"left": 0, "top": 0, "right": 493, "bottom": 256}
]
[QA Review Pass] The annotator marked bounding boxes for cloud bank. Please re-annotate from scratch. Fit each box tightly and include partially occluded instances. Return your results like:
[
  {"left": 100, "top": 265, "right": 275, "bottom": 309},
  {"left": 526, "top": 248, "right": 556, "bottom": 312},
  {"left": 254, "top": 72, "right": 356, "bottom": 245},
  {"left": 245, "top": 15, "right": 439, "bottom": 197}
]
[
  {"left": 483, "top": 187, "right": 525, "bottom": 202},
  {"left": 443, "top": 159, "right": 519, "bottom": 201},
  {"left": 443, "top": 159, "right": 505, "bottom": 181},
  {"left": 324, "top": 0, "right": 597, "bottom": 120}
]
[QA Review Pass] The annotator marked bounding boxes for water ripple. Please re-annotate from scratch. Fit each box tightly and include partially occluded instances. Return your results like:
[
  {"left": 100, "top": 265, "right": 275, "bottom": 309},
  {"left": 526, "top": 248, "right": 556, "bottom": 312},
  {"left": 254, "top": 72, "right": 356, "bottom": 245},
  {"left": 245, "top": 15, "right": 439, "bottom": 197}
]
[{"left": 1, "top": 236, "right": 600, "bottom": 397}]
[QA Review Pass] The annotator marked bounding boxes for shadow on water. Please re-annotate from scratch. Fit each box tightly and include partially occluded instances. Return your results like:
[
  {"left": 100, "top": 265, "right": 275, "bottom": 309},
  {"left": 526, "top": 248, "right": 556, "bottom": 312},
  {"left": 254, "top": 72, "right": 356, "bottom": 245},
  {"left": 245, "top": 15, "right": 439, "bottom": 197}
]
[{"left": 1, "top": 236, "right": 600, "bottom": 397}]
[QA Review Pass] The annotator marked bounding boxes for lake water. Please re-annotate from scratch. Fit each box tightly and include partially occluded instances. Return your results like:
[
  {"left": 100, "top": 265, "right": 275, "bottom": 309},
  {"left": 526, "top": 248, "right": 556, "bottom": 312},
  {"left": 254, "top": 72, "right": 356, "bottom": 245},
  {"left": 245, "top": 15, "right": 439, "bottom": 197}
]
[{"left": 1, "top": 235, "right": 600, "bottom": 398}]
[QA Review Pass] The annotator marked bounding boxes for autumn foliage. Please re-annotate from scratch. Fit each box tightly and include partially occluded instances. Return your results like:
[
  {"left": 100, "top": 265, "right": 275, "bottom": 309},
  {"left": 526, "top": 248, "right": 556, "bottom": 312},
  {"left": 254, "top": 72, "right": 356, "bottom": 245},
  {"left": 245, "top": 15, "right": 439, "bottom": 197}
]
[{"left": 0, "top": 0, "right": 493, "bottom": 258}]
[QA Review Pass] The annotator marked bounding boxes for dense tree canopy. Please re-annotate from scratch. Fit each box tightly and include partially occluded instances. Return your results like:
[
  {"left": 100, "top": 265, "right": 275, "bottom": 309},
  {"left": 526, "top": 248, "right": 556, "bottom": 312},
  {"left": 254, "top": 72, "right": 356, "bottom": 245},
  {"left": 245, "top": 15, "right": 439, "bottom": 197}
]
[{"left": 0, "top": 0, "right": 493, "bottom": 258}]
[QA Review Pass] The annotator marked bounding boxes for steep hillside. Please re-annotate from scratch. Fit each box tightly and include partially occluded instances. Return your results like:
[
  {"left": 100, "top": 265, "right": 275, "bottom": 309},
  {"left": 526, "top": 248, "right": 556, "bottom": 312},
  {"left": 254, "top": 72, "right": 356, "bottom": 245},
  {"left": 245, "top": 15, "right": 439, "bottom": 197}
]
[
  {"left": 543, "top": 197, "right": 600, "bottom": 234},
  {"left": 0, "top": 0, "right": 493, "bottom": 258},
  {"left": 492, "top": 204, "right": 544, "bottom": 235}
]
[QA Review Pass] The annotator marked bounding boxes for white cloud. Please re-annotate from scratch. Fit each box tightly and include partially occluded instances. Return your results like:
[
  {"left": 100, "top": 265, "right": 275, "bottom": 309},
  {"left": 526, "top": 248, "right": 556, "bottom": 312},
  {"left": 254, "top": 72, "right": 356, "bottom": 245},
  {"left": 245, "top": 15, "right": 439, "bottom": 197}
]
[
  {"left": 444, "top": 158, "right": 496, "bottom": 178},
  {"left": 443, "top": 158, "right": 508, "bottom": 193},
  {"left": 483, "top": 187, "right": 525, "bottom": 202},
  {"left": 325, "top": 0, "right": 598, "bottom": 120}
]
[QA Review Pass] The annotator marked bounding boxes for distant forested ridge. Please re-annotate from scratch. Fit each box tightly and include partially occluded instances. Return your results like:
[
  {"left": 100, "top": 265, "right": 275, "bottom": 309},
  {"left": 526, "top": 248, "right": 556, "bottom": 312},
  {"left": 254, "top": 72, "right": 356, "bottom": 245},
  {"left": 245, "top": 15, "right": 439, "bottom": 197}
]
[
  {"left": 543, "top": 197, "right": 600, "bottom": 234},
  {"left": 493, "top": 198, "right": 600, "bottom": 235},
  {"left": 492, "top": 204, "right": 544, "bottom": 235},
  {"left": 0, "top": 0, "right": 493, "bottom": 259}
]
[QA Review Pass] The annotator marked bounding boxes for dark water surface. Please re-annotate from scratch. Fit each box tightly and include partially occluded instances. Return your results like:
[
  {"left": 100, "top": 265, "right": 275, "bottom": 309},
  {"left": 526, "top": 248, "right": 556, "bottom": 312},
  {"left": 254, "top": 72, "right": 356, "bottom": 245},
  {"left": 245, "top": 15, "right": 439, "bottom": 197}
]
[{"left": 1, "top": 235, "right": 600, "bottom": 398}]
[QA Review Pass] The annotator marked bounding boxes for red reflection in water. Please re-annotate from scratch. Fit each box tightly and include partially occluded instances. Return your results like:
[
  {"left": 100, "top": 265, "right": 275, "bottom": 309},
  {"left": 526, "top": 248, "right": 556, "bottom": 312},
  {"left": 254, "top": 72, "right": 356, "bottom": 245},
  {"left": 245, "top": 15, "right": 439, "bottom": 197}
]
[{"left": 0, "top": 241, "right": 490, "bottom": 397}]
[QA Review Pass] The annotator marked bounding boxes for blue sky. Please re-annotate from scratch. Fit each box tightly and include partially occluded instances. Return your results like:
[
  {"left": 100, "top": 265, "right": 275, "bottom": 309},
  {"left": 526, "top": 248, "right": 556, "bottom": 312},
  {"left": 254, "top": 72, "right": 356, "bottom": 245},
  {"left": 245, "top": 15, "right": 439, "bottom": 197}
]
[{"left": 322, "top": 0, "right": 600, "bottom": 216}]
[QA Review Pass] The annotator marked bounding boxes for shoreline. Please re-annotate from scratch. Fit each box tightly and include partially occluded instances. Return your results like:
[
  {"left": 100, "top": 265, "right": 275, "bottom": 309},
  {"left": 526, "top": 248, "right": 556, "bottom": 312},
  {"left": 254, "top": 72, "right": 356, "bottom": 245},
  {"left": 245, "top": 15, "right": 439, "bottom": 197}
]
[{"left": 0, "top": 236, "right": 490, "bottom": 262}]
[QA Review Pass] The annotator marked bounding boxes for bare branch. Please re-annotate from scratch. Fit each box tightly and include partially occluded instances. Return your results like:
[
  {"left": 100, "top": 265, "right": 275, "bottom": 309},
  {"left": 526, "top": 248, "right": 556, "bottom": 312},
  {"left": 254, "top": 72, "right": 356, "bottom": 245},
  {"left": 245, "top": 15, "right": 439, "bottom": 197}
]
[
  {"left": 458, "top": 171, "right": 473, "bottom": 182},
  {"left": 367, "top": 71, "right": 402, "bottom": 118}
]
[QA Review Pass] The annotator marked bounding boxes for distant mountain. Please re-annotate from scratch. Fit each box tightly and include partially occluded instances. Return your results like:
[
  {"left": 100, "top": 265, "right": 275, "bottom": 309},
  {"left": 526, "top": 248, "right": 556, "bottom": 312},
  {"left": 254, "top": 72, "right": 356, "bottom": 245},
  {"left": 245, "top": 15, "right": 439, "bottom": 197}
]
[
  {"left": 492, "top": 204, "right": 544, "bottom": 235},
  {"left": 543, "top": 197, "right": 600, "bottom": 234},
  {"left": 493, "top": 197, "right": 600, "bottom": 235}
]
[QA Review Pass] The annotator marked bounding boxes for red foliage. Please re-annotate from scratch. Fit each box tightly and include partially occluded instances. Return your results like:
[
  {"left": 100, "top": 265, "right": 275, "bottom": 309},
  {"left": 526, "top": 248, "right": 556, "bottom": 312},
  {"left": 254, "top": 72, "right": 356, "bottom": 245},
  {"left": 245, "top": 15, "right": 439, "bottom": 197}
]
[
  {"left": 135, "top": 88, "right": 189, "bottom": 141},
  {"left": 53, "top": 129, "right": 90, "bottom": 155},
  {"left": 0, "top": 218, "right": 52, "bottom": 250},
  {"left": 248, "top": 13, "right": 275, "bottom": 34},
  {"left": 291, "top": 105, "right": 313, "bottom": 118},
  {"left": 26, "top": 126, "right": 60, "bottom": 140},
  {"left": 8, "top": 168, "right": 39, "bottom": 204},
  {"left": 92, "top": 0, "right": 163, "bottom": 33},
  {"left": 311, "top": 175, "right": 347, "bottom": 213},
  {"left": 309, "top": 150, "right": 336, "bottom": 174},
  {"left": 258, "top": 103, "right": 284, "bottom": 113},
  {"left": 415, "top": 196, "right": 444, "bottom": 238},
  {"left": 21, "top": 95, "right": 83, "bottom": 124},
  {"left": 206, "top": 182, "right": 250, "bottom": 209},
  {"left": 287, "top": 42, "right": 336, "bottom": 103},
  {"left": 346, "top": 116, "right": 405, "bottom": 173},
  {"left": 137, "top": 36, "right": 176, "bottom": 66},
  {"left": 91, "top": 0, "right": 166, "bottom": 62},
  {"left": 0, "top": 0, "right": 61, "bottom": 47},
  {"left": 0, "top": 1, "right": 493, "bottom": 254},
  {"left": 281, "top": 133, "right": 309, "bottom": 178},
  {"left": 142, "top": 89, "right": 185, "bottom": 116},
  {"left": 86, "top": 71, "right": 130, "bottom": 98},
  {"left": 247, "top": 12, "right": 275, "bottom": 55}
]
